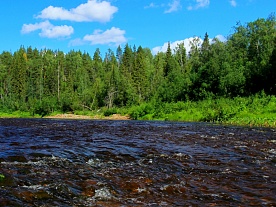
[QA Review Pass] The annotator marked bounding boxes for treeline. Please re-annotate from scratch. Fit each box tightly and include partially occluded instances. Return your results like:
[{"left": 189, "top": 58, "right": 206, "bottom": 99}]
[{"left": 0, "top": 15, "right": 275, "bottom": 116}]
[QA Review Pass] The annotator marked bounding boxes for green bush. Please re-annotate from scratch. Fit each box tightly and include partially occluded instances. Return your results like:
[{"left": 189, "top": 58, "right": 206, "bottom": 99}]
[
  {"left": 128, "top": 103, "right": 155, "bottom": 120},
  {"left": 104, "top": 108, "right": 118, "bottom": 116}
]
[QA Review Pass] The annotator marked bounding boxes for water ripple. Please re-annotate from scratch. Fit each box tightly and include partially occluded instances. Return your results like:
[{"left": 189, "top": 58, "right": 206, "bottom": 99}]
[{"left": 0, "top": 118, "right": 275, "bottom": 206}]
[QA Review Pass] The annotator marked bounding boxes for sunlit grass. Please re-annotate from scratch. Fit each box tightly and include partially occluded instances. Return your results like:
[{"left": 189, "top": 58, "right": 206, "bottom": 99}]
[
  {"left": 128, "top": 94, "right": 276, "bottom": 127},
  {"left": 0, "top": 111, "right": 40, "bottom": 118}
]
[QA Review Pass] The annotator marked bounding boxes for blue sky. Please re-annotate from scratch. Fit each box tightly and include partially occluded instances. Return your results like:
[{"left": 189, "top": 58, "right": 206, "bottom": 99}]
[{"left": 0, "top": 0, "right": 275, "bottom": 55}]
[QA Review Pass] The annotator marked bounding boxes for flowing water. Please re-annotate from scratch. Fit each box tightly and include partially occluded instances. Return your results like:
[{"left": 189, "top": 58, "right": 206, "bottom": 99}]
[{"left": 0, "top": 118, "right": 275, "bottom": 206}]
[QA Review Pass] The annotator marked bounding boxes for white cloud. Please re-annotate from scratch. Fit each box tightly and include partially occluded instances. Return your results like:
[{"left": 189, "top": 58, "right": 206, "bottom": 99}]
[
  {"left": 229, "top": 0, "right": 237, "bottom": 7},
  {"left": 82, "top": 27, "right": 127, "bottom": 46},
  {"left": 144, "top": 1, "right": 181, "bottom": 13},
  {"left": 144, "top": 3, "right": 158, "bottom": 9},
  {"left": 152, "top": 37, "right": 201, "bottom": 55},
  {"left": 21, "top": 21, "right": 50, "bottom": 34},
  {"left": 21, "top": 20, "right": 74, "bottom": 38},
  {"left": 152, "top": 34, "right": 226, "bottom": 55},
  {"left": 40, "top": 25, "right": 74, "bottom": 39},
  {"left": 187, "top": 0, "right": 210, "bottom": 10},
  {"left": 36, "top": 0, "right": 118, "bottom": 23},
  {"left": 165, "top": 0, "right": 182, "bottom": 13},
  {"left": 214, "top": 34, "right": 227, "bottom": 42}
]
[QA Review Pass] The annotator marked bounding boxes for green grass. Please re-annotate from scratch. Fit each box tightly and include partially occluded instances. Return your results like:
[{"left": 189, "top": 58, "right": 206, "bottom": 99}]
[
  {"left": 0, "top": 111, "right": 40, "bottom": 118},
  {"left": 127, "top": 95, "right": 276, "bottom": 128}
]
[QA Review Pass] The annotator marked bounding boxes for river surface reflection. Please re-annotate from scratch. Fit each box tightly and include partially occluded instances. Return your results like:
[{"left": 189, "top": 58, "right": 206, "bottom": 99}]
[{"left": 0, "top": 118, "right": 275, "bottom": 206}]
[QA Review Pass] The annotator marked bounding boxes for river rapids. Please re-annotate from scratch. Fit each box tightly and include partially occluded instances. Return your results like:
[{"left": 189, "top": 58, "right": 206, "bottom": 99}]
[{"left": 0, "top": 118, "right": 275, "bottom": 206}]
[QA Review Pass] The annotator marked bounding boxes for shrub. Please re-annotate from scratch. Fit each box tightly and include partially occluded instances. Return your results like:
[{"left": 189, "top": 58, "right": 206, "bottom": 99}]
[{"left": 104, "top": 108, "right": 118, "bottom": 116}]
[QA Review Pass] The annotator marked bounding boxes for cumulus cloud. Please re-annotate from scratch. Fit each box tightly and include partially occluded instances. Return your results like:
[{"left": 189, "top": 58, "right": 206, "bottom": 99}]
[
  {"left": 187, "top": 0, "right": 210, "bottom": 10},
  {"left": 36, "top": 0, "right": 118, "bottom": 23},
  {"left": 152, "top": 37, "right": 201, "bottom": 55},
  {"left": 229, "top": 0, "right": 237, "bottom": 7},
  {"left": 165, "top": 0, "right": 182, "bottom": 13},
  {"left": 21, "top": 20, "right": 74, "bottom": 38},
  {"left": 152, "top": 34, "right": 226, "bottom": 55},
  {"left": 72, "top": 27, "right": 127, "bottom": 46}
]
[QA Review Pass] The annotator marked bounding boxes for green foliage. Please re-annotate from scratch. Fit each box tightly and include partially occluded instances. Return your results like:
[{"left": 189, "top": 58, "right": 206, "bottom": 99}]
[
  {"left": 59, "top": 94, "right": 73, "bottom": 113},
  {"left": 103, "top": 107, "right": 118, "bottom": 116},
  {"left": 125, "top": 94, "right": 276, "bottom": 127},
  {"left": 34, "top": 97, "right": 57, "bottom": 117},
  {"left": 129, "top": 102, "right": 155, "bottom": 120},
  {"left": 0, "top": 174, "right": 5, "bottom": 181}
]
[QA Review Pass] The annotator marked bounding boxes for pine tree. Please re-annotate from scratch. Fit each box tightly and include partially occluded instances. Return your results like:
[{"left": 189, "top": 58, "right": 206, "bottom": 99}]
[
  {"left": 164, "top": 42, "right": 173, "bottom": 76},
  {"left": 103, "top": 49, "right": 120, "bottom": 108},
  {"left": 11, "top": 47, "right": 28, "bottom": 109},
  {"left": 0, "top": 51, "right": 12, "bottom": 107}
]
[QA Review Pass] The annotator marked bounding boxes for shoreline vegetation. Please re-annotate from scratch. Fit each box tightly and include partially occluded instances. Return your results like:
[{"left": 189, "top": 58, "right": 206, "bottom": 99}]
[
  {"left": 45, "top": 113, "right": 130, "bottom": 120},
  {"left": 1, "top": 94, "right": 275, "bottom": 128}
]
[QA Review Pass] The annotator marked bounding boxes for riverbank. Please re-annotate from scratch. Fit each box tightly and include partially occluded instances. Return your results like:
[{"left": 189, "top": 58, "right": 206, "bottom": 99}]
[
  {"left": 127, "top": 94, "right": 276, "bottom": 128},
  {"left": 0, "top": 111, "right": 130, "bottom": 121},
  {"left": 0, "top": 111, "right": 275, "bottom": 128},
  {"left": 0, "top": 94, "right": 275, "bottom": 128},
  {"left": 44, "top": 113, "right": 130, "bottom": 120}
]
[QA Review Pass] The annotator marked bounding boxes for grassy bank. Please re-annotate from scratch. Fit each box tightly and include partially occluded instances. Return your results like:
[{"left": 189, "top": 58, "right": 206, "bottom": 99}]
[
  {"left": 0, "top": 111, "right": 41, "bottom": 118},
  {"left": 127, "top": 94, "right": 276, "bottom": 128},
  {"left": 1, "top": 94, "right": 275, "bottom": 128}
]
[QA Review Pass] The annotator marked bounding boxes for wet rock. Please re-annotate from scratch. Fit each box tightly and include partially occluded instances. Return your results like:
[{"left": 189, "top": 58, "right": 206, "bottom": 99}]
[
  {"left": 93, "top": 187, "right": 113, "bottom": 200},
  {"left": 80, "top": 179, "right": 97, "bottom": 197}
]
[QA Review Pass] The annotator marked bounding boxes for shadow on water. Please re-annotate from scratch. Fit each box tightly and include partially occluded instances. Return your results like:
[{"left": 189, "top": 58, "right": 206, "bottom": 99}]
[{"left": 0, "top": 118, "right": 275, "bottom": 206}]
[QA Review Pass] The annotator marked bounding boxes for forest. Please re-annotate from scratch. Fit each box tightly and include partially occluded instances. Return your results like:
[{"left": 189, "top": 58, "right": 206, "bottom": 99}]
[{"left": 0, "top": 15, "right": 275, "bottom": 126}]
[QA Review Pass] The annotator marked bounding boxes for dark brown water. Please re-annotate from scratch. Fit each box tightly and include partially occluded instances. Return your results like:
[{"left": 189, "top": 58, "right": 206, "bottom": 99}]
[{"left": 0, "top": 118, "right": 275, "bottom": 206}]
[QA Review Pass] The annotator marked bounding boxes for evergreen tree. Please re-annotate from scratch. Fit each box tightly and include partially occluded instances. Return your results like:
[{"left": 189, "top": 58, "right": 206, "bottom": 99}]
[
  {"left": 0, "top": 51, "right": 12, "bottom": 107},
  {"left": 87, "top": 49, "right": 106, "bottom": 108},
  {"left": 10, "top": 47, "right": 28, "bottom": 109},
  {"left": 152, "top": 52, "right": 165, "bottom": 101},
  {"left": 133, "top": 46, "right": 148, "bottom": 103},
  {"left": 164, "top": 42, "right": 173, "bottom": 77},
  {"left": 161, "top": 42, "right": 184, "bottom": 102},
  {"left": 118, "top": 44, "right": 136, "bottom": 105},
  {"left": 103, "top": 49, "right": 120, "bottom": 108}
]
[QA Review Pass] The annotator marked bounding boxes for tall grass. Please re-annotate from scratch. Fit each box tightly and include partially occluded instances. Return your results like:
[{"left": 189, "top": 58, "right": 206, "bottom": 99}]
[{"left": 127, "top": 94, "right": 276, "bottom": 127}]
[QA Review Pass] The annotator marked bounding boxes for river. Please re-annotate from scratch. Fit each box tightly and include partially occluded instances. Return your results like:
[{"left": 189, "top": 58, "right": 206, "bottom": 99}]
[{"left": 0, "top": 118, "right": 275, "bottom": 206}]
